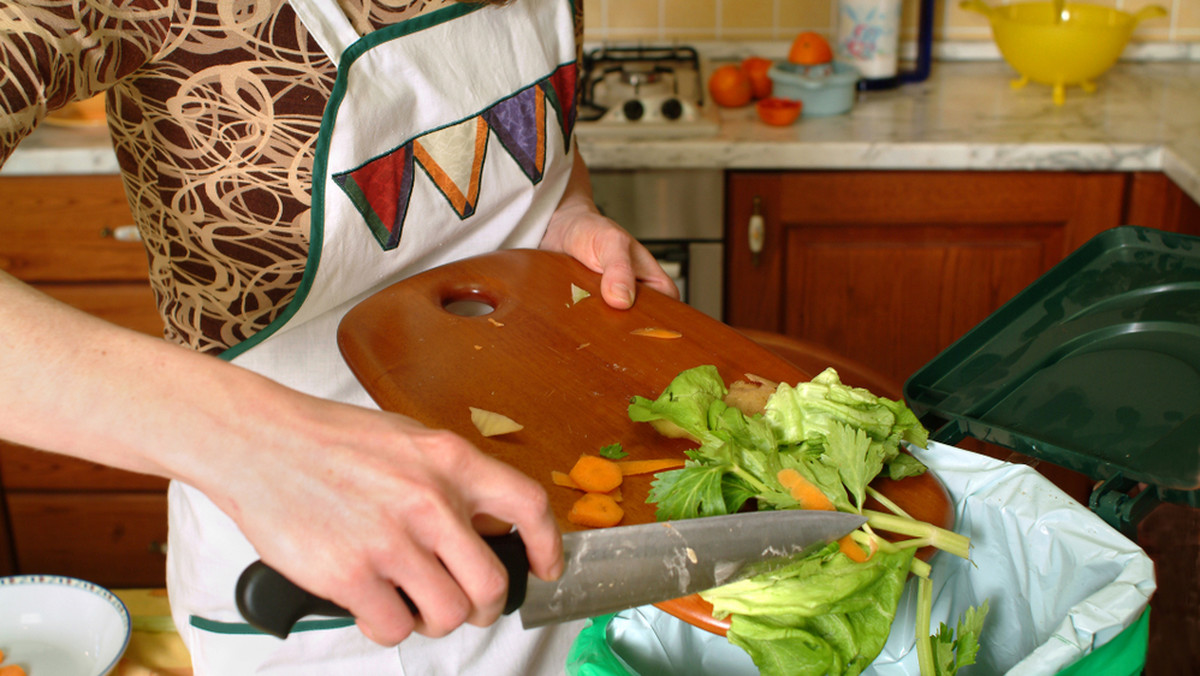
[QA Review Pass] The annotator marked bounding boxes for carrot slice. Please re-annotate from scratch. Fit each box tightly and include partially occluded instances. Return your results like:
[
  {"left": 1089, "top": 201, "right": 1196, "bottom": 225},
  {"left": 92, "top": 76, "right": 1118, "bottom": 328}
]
[
  {"left": 0, "top": 665, "right": 28, "bottom": 676},
  {"left": 777, "top": 468, "right": 836, "bottom": 511},
  {"left": 838, "top": 534, "right": 872, "bottom": 562},
  {"left": 630, "top": 327, "right": 682, "bottom": 339},
  {"left": 568, "top": 455, "right": 623, "bottom": 493},
  {"left": 552, "top": 470, "right": 622, "bottom": 501},
  {"left": 617, "top": 458, "right": 686, "bottom": 476},
  {"left": 551, "top": 470, "right": 577, "bottom": 489},
  {"left": 567, "top": 493, "right": 624, "bottom": 528}
]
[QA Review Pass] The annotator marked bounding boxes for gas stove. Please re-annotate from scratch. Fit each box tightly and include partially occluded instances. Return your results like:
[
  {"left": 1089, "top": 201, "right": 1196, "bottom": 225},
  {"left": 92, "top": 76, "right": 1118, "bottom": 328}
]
[{"left": 576, "top": 45, "right": 719, "bottom": 138}]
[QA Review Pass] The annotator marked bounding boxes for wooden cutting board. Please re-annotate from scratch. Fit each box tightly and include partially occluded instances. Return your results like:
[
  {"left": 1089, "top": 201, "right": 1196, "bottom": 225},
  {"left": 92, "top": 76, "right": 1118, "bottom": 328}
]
[
  {"left": 338, "top": 249, "right": 814, "bottom": 529},
  {"left": 337, "top": 249, "right": 951, "bottom": 635}
]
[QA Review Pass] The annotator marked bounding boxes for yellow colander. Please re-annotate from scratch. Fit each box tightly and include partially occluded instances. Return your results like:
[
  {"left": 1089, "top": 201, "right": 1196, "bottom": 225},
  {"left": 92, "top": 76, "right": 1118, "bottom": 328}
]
[{"left": 961, "top": 0, "right": 1168, "bottom": 104}]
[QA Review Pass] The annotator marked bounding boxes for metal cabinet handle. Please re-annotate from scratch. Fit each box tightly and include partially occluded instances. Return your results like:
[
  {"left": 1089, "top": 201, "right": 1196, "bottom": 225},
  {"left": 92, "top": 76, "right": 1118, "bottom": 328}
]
[
  {"left": 101, "top": 225, "right": 142, "bottom": 242},
  {"left": 748, "top": 196, "right": 765, "bottom": 266}
]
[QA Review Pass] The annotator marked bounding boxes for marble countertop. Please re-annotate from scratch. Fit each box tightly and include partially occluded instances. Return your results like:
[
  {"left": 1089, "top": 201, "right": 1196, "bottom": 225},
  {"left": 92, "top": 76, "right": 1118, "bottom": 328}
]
[{"left": 6, "top": 60, "right": 1200, "bottom": 203}]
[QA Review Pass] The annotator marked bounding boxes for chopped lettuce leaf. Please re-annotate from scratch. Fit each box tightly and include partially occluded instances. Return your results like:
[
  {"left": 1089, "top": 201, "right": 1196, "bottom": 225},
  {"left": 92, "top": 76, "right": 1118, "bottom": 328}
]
[
  {"left": 708, "top": 545, "right": 916, "bottom": 676},
  {"left": 628, "top": 365, "right": 727, "bottom": 443}
]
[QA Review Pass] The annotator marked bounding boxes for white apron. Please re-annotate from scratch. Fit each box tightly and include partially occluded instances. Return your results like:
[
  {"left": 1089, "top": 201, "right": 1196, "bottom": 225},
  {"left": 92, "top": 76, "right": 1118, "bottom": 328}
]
[{"left": 165, "top": 0, "right": 586, "bottom": 672}]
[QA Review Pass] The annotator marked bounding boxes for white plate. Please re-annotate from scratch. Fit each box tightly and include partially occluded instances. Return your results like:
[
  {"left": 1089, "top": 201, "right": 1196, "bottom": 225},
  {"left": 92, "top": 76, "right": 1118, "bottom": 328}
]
[{"left": 0, "top": 575, "right": 130, "bottom": 676}]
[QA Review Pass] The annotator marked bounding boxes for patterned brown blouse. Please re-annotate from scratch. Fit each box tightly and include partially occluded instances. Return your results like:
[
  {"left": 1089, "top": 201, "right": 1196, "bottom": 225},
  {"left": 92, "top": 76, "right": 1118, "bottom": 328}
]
[{"left": 1, "top": 0, "right": 583, "bottom": 354}]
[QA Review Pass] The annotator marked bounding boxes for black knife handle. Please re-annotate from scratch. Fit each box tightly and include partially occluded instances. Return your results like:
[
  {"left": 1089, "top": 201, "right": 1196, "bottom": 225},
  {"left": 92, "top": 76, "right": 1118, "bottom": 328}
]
[{"left": 235, "top": 530, "right": 529, "bottom": 638}]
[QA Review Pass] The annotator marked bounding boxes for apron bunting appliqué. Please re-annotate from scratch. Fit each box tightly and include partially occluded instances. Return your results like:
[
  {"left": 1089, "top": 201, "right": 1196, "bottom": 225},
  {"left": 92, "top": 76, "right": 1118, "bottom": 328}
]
[{"left": 332, "top": 63, "right": 577, "bottom": 251}]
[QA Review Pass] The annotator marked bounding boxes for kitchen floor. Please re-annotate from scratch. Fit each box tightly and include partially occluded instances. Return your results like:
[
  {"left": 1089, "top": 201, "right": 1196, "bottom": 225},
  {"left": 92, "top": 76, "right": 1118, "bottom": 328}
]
[{"left": 1138, "top": 503, "right": 1200, "bottom": 675}]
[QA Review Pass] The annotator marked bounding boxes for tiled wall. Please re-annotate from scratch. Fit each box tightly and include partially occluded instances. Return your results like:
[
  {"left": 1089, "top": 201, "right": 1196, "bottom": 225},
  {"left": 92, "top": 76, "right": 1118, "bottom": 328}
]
[{"left": 582, "top": 0, "right": 1197, "bottom": 44}]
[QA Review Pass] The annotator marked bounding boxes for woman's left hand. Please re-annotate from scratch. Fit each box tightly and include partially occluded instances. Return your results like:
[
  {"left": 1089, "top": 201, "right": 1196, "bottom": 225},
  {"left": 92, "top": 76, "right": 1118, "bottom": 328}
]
[{"left": 540, "top": 150, "right": 680, "bottom": 309}]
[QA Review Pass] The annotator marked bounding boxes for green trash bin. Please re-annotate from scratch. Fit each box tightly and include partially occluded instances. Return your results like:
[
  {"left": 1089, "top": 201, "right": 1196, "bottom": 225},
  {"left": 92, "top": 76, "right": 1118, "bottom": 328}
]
[
  {"left": 905, "top": 225, "right": 1200, "bottom": 536},
  {"left": 567, "top": 607, "right": 1150, "bottom": 676},
  {"left": 565, "top": 441, "right": 1155, "bottom": 675}
]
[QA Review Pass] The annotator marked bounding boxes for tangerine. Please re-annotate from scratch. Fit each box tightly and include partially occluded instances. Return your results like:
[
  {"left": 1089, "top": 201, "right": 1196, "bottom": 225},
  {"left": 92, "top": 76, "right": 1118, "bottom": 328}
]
[
  {"left": 741, "top": 57, "right": 773, "bottom": 100},
  {"left": 756, "top": 97, "right": 802, "bottom": 126},
  {"left": 707, "top": 64, "right": 753, "bottom": 108},
  {"left": 788, "top": 31, "right": 834, "bottom": 66}
]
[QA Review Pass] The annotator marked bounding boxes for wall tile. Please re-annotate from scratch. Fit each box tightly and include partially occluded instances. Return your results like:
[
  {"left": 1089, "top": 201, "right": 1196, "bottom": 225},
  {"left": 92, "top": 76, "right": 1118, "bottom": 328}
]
[{"left": 582, "top": 0, "right": 1200, "bottom": 44}]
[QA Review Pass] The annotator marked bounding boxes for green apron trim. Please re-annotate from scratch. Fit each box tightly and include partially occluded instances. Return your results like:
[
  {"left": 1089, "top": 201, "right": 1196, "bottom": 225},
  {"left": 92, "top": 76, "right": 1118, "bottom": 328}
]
[
  {"left": 190, "top": 614, "right": 356, "bottom": 635},
  {"left": 218, "top": 1, "right": 482, "bottom": 362}
]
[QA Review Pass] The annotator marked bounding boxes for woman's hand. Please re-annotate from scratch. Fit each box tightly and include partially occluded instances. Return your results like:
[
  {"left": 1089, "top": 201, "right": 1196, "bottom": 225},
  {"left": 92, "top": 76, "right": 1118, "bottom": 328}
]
[
  {"left": 210, "top": 388, "right": 563, "bottom": 645},
  {"left": 540, "top": 149, "right": 680, "bottom": 309}
]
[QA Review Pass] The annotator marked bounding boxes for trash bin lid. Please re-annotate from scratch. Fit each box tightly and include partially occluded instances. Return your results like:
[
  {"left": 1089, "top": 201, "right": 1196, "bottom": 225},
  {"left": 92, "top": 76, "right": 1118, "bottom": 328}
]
[{"left": 904, "top": 226, "right": 1200, "bottom": 507}]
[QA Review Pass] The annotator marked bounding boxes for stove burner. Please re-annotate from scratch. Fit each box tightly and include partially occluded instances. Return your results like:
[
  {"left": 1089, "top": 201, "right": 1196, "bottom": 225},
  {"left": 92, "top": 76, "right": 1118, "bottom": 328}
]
[{"left": 579, "top": 45, "right": 705, "bottom": 123}]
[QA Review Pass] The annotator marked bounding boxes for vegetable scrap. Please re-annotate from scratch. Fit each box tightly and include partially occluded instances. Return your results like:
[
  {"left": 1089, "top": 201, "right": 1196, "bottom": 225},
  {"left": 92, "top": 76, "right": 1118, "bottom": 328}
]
[
  {"left": 0, "top": 649, "right": 27, "bottom": 676},
  {"left": 570, "top": 283, "right": 592, "bottom": 305},
  {"left": 598, "top": 443, "right": 627, "bottom": 459},
  {"left": 467, "top": 407, "right": 523, "bottom": 437},
  {"left": 629, "top": 327, "right": 682, "bottom": 339},
  {"left": 551, "top": 471, "right": 622, "bottom": 502},
  {"left": 487, "top": 317, "right": 504, "bottom": 327},
  {"left": 554, "top": 447, "right": 687, "bottom": 528},
  {"left": 567, "top": 492, "right": 624, "bottom": 528},
  {"left": 777, "top": 467, "right": 835, "bottom": 510},
  {"left": 628, "top": 365, "right": 985, "bottom": 676},
  {"left": 617, "top": 458, "right": 686, "bottom": 476},
  {"left": 559, "top": 455, "right": 626, "bottom": 527},
  {"left": 567, "top": 455, "right": 623, "bottom": 493}
]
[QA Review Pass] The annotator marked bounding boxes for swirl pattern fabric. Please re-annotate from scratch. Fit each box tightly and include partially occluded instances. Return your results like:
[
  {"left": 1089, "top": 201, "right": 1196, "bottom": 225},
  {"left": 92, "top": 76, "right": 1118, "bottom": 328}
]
[{"left": 1, "top": 0, "right": 584, "bottom": 353}]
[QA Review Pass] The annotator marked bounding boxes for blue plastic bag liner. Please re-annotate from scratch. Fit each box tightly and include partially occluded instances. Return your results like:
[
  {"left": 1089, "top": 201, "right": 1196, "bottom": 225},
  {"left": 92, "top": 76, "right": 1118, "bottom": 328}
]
[{"left": 571, "top": 442, "right": 1155, "bottom": 676}]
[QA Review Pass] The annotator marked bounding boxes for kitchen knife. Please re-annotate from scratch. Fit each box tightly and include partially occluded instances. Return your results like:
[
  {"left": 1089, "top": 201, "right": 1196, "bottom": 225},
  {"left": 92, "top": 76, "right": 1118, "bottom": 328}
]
[{"left": 236, "top": 509, "right": 866, "bottom": 638}]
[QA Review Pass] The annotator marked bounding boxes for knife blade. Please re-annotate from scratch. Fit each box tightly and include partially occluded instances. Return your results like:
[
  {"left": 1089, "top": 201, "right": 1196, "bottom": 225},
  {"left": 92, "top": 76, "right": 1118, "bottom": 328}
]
[{"left": 235, "top": 509, "right": 866, "bottom": 638}]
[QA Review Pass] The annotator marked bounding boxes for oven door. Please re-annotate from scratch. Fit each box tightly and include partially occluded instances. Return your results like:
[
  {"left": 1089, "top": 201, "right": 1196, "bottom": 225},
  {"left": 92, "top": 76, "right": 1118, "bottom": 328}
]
[{"left": 589, "top": 169, "right": 724, "bottom": 320}]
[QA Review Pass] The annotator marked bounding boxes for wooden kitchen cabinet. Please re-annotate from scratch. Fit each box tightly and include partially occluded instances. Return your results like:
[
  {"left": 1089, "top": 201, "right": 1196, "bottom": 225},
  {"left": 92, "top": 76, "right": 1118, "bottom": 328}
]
[
  {"left": 0, "top": 174, "right": 169, "bottom": 587},
  {"left": 724, "top": 170, "right": 1200, "bottom": 388}
]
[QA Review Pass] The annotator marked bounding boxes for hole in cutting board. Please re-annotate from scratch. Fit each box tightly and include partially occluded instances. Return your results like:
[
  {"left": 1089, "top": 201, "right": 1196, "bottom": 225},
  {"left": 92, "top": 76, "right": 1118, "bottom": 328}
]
[
  {"left": 441, "top": 287, "right": 497, "bottom": 317},
  {"left": 444, "top": 299, "right": 494, "bottom": 316}
]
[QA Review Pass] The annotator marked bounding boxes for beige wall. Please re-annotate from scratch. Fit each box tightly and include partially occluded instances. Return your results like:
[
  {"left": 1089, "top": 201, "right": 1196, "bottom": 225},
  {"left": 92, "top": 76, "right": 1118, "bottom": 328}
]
[{"left": 582, "top": 0, "right": 1197, "bottom": 44}]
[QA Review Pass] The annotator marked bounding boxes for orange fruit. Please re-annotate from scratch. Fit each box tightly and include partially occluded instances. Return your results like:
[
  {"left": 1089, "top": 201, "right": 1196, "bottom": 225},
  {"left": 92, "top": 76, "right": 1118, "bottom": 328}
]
[
  {"left": 756, "top": 97, "right": 802, "bottom": 126},
  {"left": 741, "top": 57, "right": 774, "bottom": 100},
  {"left": 707, "top": 64, "right": 753, "bottom": 108},
  {"left": 788, "top": 31, "right": 834, "bottom": 66}
]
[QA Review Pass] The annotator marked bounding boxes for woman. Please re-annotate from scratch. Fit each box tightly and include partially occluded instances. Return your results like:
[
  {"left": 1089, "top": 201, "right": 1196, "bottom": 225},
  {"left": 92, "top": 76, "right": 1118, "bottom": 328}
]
[{"left": 0, "top": 0, "right": 677, "bottom": 672}]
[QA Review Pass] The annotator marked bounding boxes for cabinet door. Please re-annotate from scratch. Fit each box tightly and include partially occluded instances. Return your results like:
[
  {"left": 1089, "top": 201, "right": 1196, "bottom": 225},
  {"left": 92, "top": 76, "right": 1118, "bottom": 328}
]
[
  {"left": 0, "top": 174, "right": 148, "bottom": 282},
  {"left": 725, "top": 171, "right": 1127, "bottom": 387},
  {"left": 0, "top": 443, "right": 168, "bottom": 492},
  {"left": 7, "top": 492, "right": 168, "bottom": 588}
]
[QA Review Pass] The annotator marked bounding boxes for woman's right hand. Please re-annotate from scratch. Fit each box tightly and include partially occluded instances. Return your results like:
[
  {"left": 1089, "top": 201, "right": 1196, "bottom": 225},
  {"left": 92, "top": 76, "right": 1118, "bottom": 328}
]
[{"left": 201, "top": 386, "right": 564, "bottom": 645}]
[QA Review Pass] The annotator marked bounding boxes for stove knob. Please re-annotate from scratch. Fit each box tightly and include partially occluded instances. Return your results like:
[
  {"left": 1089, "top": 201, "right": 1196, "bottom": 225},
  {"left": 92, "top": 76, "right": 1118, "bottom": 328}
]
[
  {"left": 622, "top": 99, "right": 645, "bottom": 122},
  {"left": 661, "top": 98, "right": 684, "bottom": 121}
]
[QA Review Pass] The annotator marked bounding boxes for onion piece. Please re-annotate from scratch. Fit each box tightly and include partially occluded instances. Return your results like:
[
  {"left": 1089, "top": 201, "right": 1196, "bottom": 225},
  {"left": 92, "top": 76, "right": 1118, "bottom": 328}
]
[{"left": 469, "top": 407, "right": 524, "bottom": 437}]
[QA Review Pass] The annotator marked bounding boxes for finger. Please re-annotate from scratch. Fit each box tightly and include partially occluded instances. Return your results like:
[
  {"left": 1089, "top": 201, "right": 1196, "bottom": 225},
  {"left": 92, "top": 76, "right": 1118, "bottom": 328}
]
[
  {"left": 598, "top": 258, "right": 637, "bottom": 309},
  {"left": 630, "top": 245, "right": 681, "bottom": 300},
  {"left": 386, "top": 545, "right": 474, "bottom": 638},
  {"left": 462, "top": 457, "right": 563, "bottom": 582},
  {"left": 426, "top": 522, "right": 511, "bottom": 629},
  {"left": 338, "top": 571, "right": 418, "bottom": 646}
]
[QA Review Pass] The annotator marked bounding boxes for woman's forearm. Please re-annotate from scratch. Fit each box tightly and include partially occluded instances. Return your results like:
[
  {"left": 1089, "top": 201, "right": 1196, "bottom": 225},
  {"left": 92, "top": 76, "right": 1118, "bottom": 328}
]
[{"left": 0, "top": 268, "right": 268, "bottom": 482}]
